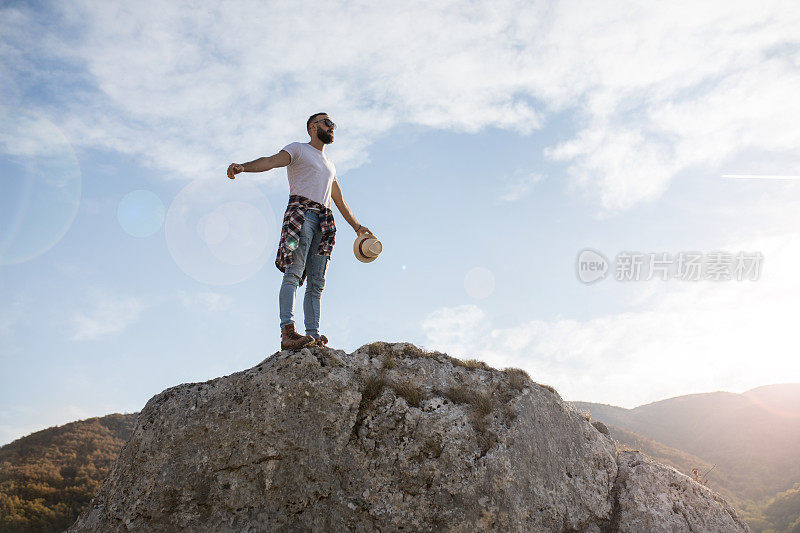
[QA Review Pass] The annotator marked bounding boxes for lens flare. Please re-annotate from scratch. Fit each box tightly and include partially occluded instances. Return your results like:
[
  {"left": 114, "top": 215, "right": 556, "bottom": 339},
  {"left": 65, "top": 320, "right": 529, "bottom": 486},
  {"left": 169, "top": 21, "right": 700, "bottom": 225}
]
[
  {"left": 165, "top": 179, "right": 276, "bottom": 285},
  {"left": 464, "top": 267, "right": 495, "bottom": 299},
  {"left": 0, "top": 107, "right": 82, "bottom": 265},
  {"left": 117, "top": 190, "right": 165, "bottom": 238},
  {"left": 200, "top": 201, "right": 267, "bottom": 266},
  {"left": 198, "top": 210, "right": 230, "bottom": 246}
]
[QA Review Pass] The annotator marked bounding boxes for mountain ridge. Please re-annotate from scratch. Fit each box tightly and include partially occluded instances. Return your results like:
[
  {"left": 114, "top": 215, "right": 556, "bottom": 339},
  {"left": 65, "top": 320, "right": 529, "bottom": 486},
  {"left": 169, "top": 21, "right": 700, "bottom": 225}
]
[{"left": 574, "top": 384, "right": 800, "bottom": 505}]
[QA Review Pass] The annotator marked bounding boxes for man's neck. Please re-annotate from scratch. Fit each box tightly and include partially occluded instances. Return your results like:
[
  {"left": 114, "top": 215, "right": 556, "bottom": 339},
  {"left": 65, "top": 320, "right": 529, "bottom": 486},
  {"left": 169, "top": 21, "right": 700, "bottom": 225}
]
[{"left": 309, "top": 138, "right": 326, "bottom": 152}]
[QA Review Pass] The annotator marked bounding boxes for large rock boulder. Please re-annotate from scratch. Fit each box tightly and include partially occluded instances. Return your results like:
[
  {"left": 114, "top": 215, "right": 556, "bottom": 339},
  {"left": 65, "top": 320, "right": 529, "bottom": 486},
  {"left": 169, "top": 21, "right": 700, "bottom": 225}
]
[{"left": 69, "top": 343, "right": 748, "bottom": 532}]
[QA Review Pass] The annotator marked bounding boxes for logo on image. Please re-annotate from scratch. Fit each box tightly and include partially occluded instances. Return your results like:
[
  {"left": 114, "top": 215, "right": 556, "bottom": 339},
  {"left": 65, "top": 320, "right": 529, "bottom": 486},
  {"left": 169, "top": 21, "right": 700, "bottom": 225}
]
[{"left": 576, "top": 249, "right": 609, "bottom": 284}]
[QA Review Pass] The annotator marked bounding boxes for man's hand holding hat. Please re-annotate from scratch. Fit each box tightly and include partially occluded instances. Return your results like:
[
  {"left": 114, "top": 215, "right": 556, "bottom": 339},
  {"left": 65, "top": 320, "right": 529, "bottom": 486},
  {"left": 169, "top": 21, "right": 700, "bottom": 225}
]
[{"left": 356, "top": 225, "right": 373, "bottom": 237}]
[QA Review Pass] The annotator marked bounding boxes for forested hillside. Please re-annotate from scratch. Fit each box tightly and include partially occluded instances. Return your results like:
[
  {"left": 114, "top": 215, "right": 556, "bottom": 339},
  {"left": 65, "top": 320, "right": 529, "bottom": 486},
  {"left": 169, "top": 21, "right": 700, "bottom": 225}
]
[{"left": 0, "top": 413, "right": 136, "bottom": 532}]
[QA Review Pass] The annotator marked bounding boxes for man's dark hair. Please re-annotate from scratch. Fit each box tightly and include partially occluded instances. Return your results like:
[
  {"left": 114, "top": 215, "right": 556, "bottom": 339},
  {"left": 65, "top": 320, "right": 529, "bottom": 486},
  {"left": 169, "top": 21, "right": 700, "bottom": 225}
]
[{"left": 307, "top": 112, "right": 328, "bottom": 131}]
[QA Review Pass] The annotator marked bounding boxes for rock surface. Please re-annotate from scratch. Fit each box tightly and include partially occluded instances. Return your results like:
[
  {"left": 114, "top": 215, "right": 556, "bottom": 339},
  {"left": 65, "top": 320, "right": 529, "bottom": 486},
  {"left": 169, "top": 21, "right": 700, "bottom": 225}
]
[
  {"left": 69, "top": 343, "right": 749, "bottom": 532},
  {"left": 612, "top": 451, "right": 750, "bottom": 532}
]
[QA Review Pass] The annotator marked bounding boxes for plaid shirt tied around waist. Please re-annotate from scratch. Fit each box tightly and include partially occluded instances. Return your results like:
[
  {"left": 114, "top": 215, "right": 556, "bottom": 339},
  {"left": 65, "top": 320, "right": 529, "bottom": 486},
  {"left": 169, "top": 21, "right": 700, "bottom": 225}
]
[{"left": 275, "top": 195, "right": 336, "bottom": 286}]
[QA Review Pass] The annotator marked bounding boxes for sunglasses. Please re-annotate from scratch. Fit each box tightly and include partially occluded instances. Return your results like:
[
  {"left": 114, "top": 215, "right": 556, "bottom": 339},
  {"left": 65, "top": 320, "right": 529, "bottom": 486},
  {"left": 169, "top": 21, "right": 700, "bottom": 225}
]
[{"left": 312, "top": 118, "right": 336, "bottom": 130}]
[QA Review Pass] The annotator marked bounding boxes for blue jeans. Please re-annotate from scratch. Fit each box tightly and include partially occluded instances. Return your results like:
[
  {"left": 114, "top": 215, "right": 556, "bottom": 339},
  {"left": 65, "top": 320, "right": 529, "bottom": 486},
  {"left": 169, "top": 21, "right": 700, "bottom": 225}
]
[{"left": 278, "top": 210, "right": 329, "bottom": 338}]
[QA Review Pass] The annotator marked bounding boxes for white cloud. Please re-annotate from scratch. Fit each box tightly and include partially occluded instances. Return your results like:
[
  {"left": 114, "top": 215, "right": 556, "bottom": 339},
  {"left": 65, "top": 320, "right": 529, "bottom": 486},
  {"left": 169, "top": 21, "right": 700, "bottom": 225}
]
[
  {"left": 422, "top": 304, "right": 489, "bottom": 356},
  {"left": 546, "top": 124, "right": 677, "bottom": 210},
  {"left": 423, "top": 228, "right": 800, "bottom": 408},
  {"left": 497, "top": 171, "right": 544, "bottom": 203},
  {"left": 71, "top": 292, "right": 146, "bottom": 341},
  {"left": 2, "top": 1, "right": 798, "bottom": 210},
  {"left": 178, "top": 290, "right": 234, "bottom": 312},
  {"left": 0, "top": 109, "right": 72, "bottom": 157}
]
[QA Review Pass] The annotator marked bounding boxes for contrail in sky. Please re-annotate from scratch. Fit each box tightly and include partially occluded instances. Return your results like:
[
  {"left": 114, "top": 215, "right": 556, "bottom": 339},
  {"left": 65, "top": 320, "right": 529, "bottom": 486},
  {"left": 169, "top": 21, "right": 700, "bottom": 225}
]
[{"left": 722, "top": 175, "right": 800, "bottom": 180}]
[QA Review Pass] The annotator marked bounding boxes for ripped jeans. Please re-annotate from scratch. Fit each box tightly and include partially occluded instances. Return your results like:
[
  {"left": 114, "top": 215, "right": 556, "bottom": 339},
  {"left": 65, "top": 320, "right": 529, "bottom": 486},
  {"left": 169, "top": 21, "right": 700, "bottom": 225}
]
[{"left": 278, "top": 210, "right": 329, "bottom": 339}]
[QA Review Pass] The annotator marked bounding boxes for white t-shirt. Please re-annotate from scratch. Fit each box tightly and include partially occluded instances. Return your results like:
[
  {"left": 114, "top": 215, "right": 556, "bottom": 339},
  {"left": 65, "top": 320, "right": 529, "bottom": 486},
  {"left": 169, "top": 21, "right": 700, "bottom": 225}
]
[{"left": 281, "top": 142, "right": 337, "bottom": 208}]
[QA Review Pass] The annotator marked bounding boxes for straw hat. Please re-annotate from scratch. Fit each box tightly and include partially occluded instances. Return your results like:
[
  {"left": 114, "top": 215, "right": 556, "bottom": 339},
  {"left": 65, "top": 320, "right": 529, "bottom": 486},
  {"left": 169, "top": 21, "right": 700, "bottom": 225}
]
[{"left": 353, "top": 234, "right": 383, "bottom": 263}]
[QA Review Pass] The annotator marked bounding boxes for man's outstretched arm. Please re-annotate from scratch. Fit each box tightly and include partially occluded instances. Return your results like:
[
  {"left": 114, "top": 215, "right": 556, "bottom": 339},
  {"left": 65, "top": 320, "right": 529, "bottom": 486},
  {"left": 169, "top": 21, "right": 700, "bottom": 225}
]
[
  {"left": 227, "top": 150, "right": 291, "bottom": 179},
  {"left": 331, "top": 180, "right": 372, "bottom": 236}
]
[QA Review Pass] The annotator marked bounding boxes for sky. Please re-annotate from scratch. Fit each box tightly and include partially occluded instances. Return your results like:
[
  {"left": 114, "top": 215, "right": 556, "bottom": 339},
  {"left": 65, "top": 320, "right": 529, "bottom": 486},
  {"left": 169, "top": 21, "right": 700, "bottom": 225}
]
[{"left": 1, "top": 0, "right": 800, "bottom": 445}]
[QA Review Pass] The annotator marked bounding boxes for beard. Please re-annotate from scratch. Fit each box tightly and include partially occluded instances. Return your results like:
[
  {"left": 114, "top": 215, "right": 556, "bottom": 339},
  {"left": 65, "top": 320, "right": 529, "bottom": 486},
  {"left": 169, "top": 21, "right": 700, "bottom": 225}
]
[{"left": 316, "top": 129, "right": 334, "bottom": 144}]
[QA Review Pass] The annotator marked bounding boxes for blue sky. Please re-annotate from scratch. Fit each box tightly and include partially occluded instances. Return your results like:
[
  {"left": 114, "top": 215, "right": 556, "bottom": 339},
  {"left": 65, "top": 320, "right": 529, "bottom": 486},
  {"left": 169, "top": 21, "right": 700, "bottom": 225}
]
[{"left": 2, "top": 0, "right": 800, "bottom": 445}]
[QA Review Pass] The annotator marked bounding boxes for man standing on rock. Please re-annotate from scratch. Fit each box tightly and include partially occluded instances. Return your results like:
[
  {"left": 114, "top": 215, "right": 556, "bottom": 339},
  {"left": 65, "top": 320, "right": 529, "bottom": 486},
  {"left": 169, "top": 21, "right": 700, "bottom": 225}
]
[{"left": 227, "top": 113, "right": 373, "bottom": 350}]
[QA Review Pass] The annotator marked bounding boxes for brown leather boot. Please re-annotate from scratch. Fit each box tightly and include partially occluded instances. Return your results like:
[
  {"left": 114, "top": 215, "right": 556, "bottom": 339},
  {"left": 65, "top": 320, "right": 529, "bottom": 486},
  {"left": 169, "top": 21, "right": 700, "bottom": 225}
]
[
  {"left": 312, "top": 335, "right": 329, "bottom": 347},
  {"left": 281, "top": 323, "right": 313, "bottom": 350}
]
